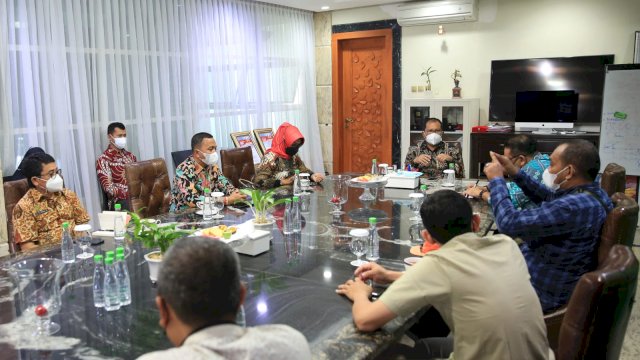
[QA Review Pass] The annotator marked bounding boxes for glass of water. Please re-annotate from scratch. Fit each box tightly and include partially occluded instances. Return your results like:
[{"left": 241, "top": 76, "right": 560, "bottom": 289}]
[
  {"left": 74, "top": 224, "right": 94, "bottom": 259},
  {"left": 349, "top": 228, "right": 369, "bottom": 267},
  {"left": 409, "top": 193, "right": 424, "bottom": 222},
  {"left": 211, "top": 192, "right": 225, "bottom": 219}
]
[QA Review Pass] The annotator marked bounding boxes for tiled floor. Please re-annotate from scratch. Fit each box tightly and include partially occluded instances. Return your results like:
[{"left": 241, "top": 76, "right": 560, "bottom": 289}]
[{"left": 619, "top": 228, "right": 640, "bottom": 360}]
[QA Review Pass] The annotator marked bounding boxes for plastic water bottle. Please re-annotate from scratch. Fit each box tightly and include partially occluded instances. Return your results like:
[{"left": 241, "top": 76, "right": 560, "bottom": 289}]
[
  {"left": 283, "top": 199, "right": 294, "bottom": 235},
  {"left": 366, "top": 217, "right": 380, "bottom": 262},
  {"left": 293, "top": 169, "right": 302, "bottom": 196},
  {"left": 113, "top": 204, "right": 125, "bottom": 249},
  {"left": 236, "top": 304, "right": 246, "bottom": 327},
  {"left": 371, "top": 159, "right": 378, "bottom": 175},
  {"left": 115, "top": 252, "right": 132, "bottom": 306},
  {"left": 61, "top": 222, "right": 75, "bottom": 263},
  {"left": 92, "top": 255, "right": 105, "bottom": 308},
  {"left": 203, "top": 188, "right": 213, "bottom": 221},
  {"left": 103, "top": 257, "right": 121, "bottom": 311},
  {"left": 292, "top": 196, "right": 301, "bottom": 233}
]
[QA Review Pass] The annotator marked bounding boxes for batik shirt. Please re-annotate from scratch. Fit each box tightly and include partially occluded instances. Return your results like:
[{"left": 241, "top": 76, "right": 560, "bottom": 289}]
[
  {"left": 489, "top": 171, "right": 612, "bottom": 313},
  {"left": 253, "top": 152, "right": 312, "bottom": 189},
  {"left": 404, "top": 140, "right": 464, "bottom": 178},
  {"left": 170, "top": 155, "right": 236, "bottom": 212},
  {"left": 96, "top": 147, "right": 137, "bottom": 209},
  {"left": 506, "top": 153, "right": 551, "bottom": 210},
  {"left": 12, "top": 188, "right": 90, "bottom": 248}
]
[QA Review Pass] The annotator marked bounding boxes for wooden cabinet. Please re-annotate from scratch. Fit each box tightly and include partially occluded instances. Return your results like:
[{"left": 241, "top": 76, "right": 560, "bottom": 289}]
[
  {"left": 402, "top": 98, "right": 479, "bottom": 178},
  {"left": 470, "top": 132, "right": 600, "bottom": 178}
]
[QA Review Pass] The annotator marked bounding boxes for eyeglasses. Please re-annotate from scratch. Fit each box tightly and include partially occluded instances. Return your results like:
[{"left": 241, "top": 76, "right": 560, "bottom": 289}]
[{"left": 40, "top": 169, "right": 62, "bottom": 179}]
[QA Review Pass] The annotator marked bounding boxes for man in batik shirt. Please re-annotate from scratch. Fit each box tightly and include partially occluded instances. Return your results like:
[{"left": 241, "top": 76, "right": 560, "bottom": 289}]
[
  {"left": 404, "top": 118, "right": 464, "bottom": 178},
  {"left": 170, "top": 132, "right": 245, "bottom": 212},
  {"left": 13, "top": 153, "right": 90, "bottom": 251},
  {"left": 253, "top": 122, "right": 324, "bottom": 189},
  {"left": 96, "top": 122, "right": 137, "bottom": 210}
]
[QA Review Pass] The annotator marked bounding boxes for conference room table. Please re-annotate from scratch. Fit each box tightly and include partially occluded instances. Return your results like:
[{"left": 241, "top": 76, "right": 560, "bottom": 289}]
[{"left": 0, "top": 178, "right": 493, "bottom": 360}]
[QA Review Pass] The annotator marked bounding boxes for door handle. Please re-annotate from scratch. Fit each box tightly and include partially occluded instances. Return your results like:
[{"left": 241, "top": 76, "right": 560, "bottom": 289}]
[{"left": 345, "top": 117, "right": 353, "bottom": 128}]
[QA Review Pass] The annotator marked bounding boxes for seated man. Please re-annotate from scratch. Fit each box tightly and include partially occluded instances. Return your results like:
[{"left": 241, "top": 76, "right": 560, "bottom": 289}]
[
  {"left": 336, "top": 191, "right": 551, "bottom": 359},
  {"left": 170, "top": 132, "right": 245, "bottom": 211},
  {"left": 137, "top": 237, "right": 311, "bottom": 360},
  {"left": 96, "top": 122, "right": 137, "bottom": 210},
  {"left": 485, "top": 139, "right": 612, "bottom": 313},
  {"left": 404, "top": 118, "right": 464, "bottom": 178},
  {"left": 465, "top": 134, "right": 550, "bottom": 209},
  {"left": 12, "top": 153, "right": 90, "bottom": 250},
  {"left": 253, "top": 122, "right": 324, "bottom": 189}
]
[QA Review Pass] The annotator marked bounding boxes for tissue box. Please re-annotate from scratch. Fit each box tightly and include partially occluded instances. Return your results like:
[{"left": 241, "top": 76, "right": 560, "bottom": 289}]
[
  {"left": 98, "top": 211, "right": 128, "bottom": 231},
  {"left": 385, "top": 174, "right": 420, "bottom": 189},
  {"left": 234, "top": 230, "right": 272, "bottom": 256}
]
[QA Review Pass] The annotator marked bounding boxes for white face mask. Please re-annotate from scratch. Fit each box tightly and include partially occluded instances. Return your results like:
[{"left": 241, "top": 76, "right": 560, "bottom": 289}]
[
  {"left": 113, "top": 137, "right": 127, "bottom": 149},
  {"left": 198, "top": 149, "right": 219, "bottom": 166},
  {"left": 425, "top": 133, "right": 442, "bottom": 146},
  {"left": 40, "top": 174, "right": 64, "bottom": 193},
  {"left": 542, "top": 167, "right": 568, "bottom": 191}
]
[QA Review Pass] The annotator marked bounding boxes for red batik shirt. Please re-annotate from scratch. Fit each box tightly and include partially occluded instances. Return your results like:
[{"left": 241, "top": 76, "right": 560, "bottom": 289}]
[{"left": 96, "top": 147, "right": 137, "bottom": 208}]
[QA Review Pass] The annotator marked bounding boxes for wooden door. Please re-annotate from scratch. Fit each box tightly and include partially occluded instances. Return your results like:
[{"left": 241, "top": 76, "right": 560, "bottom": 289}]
[{"left": 332, "top": 29, "right": 393, "bottom": 173}]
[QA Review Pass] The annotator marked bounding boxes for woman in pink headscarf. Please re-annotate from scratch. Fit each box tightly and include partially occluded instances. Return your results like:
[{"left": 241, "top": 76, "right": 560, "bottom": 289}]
[{"left": 253, "top": 122, "right": 324, "bottom": 189}]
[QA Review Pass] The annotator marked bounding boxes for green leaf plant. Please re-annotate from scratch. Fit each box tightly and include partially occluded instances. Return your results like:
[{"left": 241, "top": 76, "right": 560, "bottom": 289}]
[
  {"left": 239, "top": 187, "right": 288, "bottom": 224},
  {"left": 126, "top": 210, "right": 194, "bottom": 255}
]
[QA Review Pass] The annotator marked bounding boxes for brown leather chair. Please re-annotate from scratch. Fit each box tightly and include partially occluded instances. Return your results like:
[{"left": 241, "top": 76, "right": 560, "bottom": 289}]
[
  {"left": 124, "top": 158, "right": 171, "bottom": 218},
  {"left": 544, "top": 192, "right": 639, "bottom": 351},
  {"left": 600, "top": 163, "right": 626, "bottom": 197},
  {"left": 3, "top": 178, "right": 30, "bottom": 253},
  {"left": 556, "top": 245, "right": 638, "bottom": 360},
  {"left": 220, "top": 147, "right": 255, "bottom": 188}
]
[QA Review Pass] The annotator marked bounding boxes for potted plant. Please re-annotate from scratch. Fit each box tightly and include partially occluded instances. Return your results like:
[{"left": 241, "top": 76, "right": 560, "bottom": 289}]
[
  {"left": 127, "top": 211, "right": 194, "bottom": 281},
  {"left": 421, "top": 66, "right": 436, "bottom": 91},
  {"left": 240, "top": 187, "right": 288, "bottom": 227},
  {"left": 451, "top": 69, "right": 462, "bottom": 98}
]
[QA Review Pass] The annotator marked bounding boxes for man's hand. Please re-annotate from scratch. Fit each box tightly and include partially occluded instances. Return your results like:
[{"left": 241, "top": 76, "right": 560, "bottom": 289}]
[
  {"left": 354, "top": 262, "right": 395, "bottom": 284},
  {"left": 280, "top": 175, "right": 295, "bottom": 185},
  {"left": 311, "top": 173, "right": 324, "bottom": 182},
  {"left": 436, "top": 154, "right": 453, "bottom": 163},
  {"left": 336, "top": 277, "right": 373, "bottom": 302},
  {"left": 464, "top": 186, "right": 483, "bottom": 199},
  {"left": 413, "top": 154, "right": 431, "bottom": 166},
  {"left": 227, "top": 190, "right": 247, "bottom": 204},
  {"left": 490, "top": 151, "right": 519, "bottom": 177}
]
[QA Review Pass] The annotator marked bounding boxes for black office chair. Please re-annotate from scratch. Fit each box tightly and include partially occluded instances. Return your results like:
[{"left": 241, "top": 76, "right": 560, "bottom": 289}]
[{"left": 171, "top": 150, "right": 192, "bottom": 170}]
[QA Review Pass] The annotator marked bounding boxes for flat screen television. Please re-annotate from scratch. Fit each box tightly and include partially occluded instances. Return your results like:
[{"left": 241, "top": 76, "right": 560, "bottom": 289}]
[{"left": 489, "top": 54, "right": 614, "bottom": 132}]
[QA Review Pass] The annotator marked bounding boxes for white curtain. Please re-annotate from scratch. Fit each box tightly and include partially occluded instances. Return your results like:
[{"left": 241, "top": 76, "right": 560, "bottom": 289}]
[{"left": 0, "top": 0, "right": 321, "bottom": 225}]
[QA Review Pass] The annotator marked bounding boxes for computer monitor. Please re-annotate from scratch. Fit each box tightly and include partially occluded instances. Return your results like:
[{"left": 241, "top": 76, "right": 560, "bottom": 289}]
[{"left": 515, "top": 90, "right": 578, "bottom": 133}]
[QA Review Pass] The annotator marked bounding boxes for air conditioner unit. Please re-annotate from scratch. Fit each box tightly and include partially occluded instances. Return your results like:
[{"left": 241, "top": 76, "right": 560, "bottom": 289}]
[{"left": 397, "top": 0, "right": 478, "bottom": 26}]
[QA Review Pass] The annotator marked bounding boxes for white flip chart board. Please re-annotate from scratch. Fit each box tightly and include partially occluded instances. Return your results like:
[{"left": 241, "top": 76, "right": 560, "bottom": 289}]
[{"left": 598, "top": 64, "right": 640, "bottom": 176}]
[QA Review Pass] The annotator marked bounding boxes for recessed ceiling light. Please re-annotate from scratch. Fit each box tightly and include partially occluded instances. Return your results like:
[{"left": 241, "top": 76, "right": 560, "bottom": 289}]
[{"left": 321, "top": 6, "right": 330, "bottom": 10}]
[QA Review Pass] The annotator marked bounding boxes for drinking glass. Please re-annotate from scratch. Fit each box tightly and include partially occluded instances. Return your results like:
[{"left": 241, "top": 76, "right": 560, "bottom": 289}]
[
  {"left": 299, "top": 172, "right": 311, "bottom": 193},
  {"left": 75, "top": 224, "right": 94, "bottom": 259},
  {"left": 349, "top": 228, "right": 369, "bottom": 267},
  {"left": 409, "top": 193, "right": 424, "bottom": 222},
  {"left": 10, "top": 258, "right": 64, "bottom": 335},
  {"left": 326, "top": 175, "right": 351, "bottom": 215},
  {"left": 442, "top": 169, "right": 456, "bottom": 187},
  {"left": 211, "top": 192, "right": 225, "bottom": 219}
]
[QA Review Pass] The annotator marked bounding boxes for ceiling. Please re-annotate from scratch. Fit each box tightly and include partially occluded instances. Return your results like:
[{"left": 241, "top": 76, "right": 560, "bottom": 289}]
[{"left": 258, "top": 0, "right": 407, "bottom": 12}]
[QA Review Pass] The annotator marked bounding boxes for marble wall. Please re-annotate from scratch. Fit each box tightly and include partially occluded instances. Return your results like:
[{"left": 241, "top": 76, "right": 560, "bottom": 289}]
[{"left": 314, "top": 12, "right": 333, "bottom": 174}]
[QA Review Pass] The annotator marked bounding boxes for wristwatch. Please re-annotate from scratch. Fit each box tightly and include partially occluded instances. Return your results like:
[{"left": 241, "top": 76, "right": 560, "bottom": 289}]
[{"left": 478, "top": 189, "right": 486, "bottom": 200}]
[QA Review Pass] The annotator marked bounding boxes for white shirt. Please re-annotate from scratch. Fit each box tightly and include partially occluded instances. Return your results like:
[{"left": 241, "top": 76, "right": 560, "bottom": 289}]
[{"left": 137, "top": 324, "right": 311, "bottom": 360}]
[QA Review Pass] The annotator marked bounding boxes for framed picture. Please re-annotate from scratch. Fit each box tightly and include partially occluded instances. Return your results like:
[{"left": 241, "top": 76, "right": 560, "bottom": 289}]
[
  {"left": 635, "top": 31, "right": 640, "bottom": 64},
  {"left": 253, "top": 128, "right": 274, "bottom": 155},
  {"left": 230, "top": 131, "right": 262, "bottom": 164}
]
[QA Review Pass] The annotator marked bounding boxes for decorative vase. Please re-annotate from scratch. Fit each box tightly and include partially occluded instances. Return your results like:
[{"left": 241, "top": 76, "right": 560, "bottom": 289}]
[{"left": 452, "top": 86, "right": 461, "bottom": 98}]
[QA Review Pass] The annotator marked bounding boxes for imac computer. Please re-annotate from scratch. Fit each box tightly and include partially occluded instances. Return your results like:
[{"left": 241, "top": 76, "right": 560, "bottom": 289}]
[{"left": 515, "top": 90, "right": 578, "bottom": 133}]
